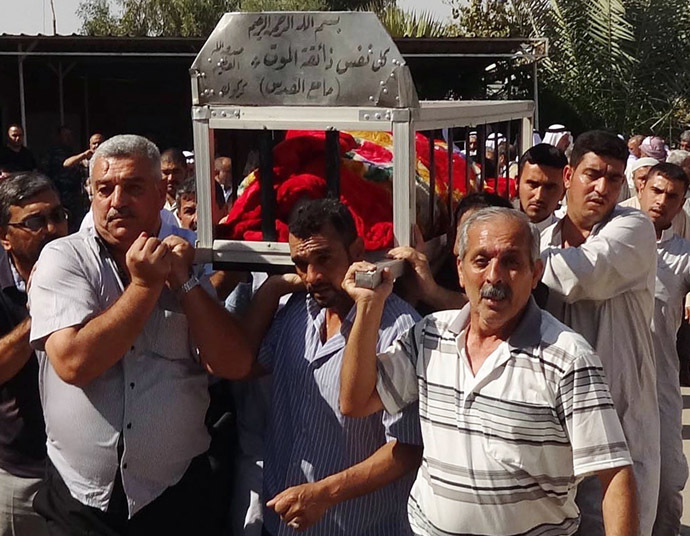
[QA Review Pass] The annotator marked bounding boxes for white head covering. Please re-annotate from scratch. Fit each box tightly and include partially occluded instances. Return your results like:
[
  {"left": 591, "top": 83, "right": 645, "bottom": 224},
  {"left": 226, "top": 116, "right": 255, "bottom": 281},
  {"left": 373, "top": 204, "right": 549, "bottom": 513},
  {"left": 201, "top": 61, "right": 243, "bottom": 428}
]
[
  {"left": 625, "top": 156, "right": 659, "bottom": 195},
  {"left": 485, "top": 132, "right": 506, "bottom": 151},
  {"left": 542, "top": 124, "right": 571, "bottom": 147},
  {"left": 630, "top": 157, "right": 659, "bottom": 174}
]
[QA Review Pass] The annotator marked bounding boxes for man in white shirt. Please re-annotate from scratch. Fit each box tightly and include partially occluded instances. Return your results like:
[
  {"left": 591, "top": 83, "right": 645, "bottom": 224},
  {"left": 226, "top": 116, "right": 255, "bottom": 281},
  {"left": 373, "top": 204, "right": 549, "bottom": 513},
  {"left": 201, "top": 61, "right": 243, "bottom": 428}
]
[
  {"left": 638, "top": 162, "right": 690, "bottom": 536},
  {"left": 340, "top": 207, "right": 638, "bottom": 536},
  {"left": 540, "top": 130, "right": 659, "bottom": 536},
  {"left": 29, "top": 135, "right": 252, "bottom": 534}
]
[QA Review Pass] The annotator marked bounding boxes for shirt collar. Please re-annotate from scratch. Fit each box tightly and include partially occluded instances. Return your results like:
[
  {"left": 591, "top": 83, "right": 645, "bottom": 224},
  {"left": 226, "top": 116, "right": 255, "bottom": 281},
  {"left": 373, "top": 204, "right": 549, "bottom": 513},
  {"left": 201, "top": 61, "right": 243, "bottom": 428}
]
[
  {"left": 658, "top": 225, "right": 676, "bottom": 244},
  {"left": 447, "top": 296, "right": 542, "bottom": 358},
  {"left": 546, "top": 205, "right": 621, "bottom": 247},
  {"left": 0, "top": 250, "right": 24, "bottom": 291},
  {"left": 306, "top": 294, "right": 357, "bottom": 336}
]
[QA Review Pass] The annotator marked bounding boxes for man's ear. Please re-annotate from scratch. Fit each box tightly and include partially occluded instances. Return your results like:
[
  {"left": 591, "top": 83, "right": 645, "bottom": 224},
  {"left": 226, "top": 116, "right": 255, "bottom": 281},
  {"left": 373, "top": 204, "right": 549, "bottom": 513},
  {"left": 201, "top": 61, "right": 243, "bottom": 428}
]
[
  {"left": 157, "top": 178, "right": 167, "bottom": 210},
  {"left": 457, "top": 255, "right": 465, "bottom": 290},
  {"left": 532, "top": 258, "right": 544, "bottom": 289},
  {"left": 563, "top": 165, "right": 574, "bottom": 191},
  {"left": 349, "top": 236, "right": 365, "bottom": 261},
  {"left": 0, "top": 226, "right": 12, "bottom": 254}
]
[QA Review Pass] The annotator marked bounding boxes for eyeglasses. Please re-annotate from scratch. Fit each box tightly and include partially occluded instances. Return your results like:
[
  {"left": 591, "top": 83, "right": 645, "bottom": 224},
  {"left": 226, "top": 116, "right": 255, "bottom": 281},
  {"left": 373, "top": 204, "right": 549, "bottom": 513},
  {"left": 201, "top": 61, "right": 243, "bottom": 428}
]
[{"left": 7, "top": 207, "right": 69, "bottom": 232}]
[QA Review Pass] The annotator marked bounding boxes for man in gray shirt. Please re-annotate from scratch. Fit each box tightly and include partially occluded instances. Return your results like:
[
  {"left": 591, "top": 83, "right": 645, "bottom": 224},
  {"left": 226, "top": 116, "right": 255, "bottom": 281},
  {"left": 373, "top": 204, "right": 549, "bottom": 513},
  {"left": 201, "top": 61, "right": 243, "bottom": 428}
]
[{"left": 28, "top": 135, "right": 251, "bottom": 534}]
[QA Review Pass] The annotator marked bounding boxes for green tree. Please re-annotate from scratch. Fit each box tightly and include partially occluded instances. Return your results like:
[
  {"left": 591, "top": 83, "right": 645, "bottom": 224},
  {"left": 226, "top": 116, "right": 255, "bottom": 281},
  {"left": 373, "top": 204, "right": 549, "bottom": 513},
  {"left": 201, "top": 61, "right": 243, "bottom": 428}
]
[
  {"left": 78, "top": 0, "right": 393, "bottom": 36},
  {"left": 448, "top": 0, "right": 690, "bottom": 135},
  {"left": 365, "top": 3, "right": 452, "bottom": 38}
]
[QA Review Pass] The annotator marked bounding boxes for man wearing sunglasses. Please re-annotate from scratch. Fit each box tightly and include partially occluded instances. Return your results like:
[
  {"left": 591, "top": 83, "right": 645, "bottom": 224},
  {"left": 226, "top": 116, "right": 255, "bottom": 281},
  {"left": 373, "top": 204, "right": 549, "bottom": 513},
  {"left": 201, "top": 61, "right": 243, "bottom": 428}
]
[{"left": 0, "top": 172, "right": 68, "bottom": 536}]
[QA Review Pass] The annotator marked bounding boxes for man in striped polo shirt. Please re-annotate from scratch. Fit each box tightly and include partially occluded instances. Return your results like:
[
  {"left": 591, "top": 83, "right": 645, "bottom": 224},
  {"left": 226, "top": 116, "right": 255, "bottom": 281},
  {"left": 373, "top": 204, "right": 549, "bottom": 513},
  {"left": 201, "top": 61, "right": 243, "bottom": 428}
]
[{"left": 340, "top": 207, "right": 637, "bottom": 536}]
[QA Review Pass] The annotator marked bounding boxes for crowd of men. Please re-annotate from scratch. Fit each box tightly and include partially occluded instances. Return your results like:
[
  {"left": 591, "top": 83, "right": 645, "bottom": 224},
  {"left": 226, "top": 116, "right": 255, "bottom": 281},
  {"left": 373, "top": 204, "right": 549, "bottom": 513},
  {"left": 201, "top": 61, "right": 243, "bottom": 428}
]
[{"left": 1, "top": 123, "right": 690, "bottom": 536}]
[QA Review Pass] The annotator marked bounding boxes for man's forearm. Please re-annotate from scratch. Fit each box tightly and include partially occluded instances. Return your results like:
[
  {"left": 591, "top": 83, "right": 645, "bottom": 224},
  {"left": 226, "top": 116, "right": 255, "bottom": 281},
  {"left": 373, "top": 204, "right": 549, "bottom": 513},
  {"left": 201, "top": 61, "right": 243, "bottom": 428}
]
[
  {"left": 63, "top": 151, "right": 89, "bottom": 168},
  {"left": 180, "top": 285, "right": 255, "bottom": 379},
  {"left": 319, "top": 440, "right": 422, "bottom": 506},
  {"left": 45, "top": 282, "right": 162, "bottom": 386},
  {"left": 0, "top": 318, "right": 32, "bottom": 384},
  {"left": 242, "top": 276, "right": 294, "bottom": 356},
  {"left": 340, "top": 301, "right": 384, "bottom": 417},
  {"left": 599, "top": 465, "right": 638, "bottom": 536}
]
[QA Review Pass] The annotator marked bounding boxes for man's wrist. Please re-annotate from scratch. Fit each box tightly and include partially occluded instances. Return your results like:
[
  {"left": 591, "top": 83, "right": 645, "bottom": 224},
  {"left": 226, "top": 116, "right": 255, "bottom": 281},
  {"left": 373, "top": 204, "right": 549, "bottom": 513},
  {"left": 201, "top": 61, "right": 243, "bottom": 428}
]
[
  {"left": 315, "top": 475, "right": 342, "bottom": 508},
  {"left": 355, "top": 298, "right": 386, "bottom": 316},
  {"left": 176, "top": 273, "right": 200, "bottom": 295}
]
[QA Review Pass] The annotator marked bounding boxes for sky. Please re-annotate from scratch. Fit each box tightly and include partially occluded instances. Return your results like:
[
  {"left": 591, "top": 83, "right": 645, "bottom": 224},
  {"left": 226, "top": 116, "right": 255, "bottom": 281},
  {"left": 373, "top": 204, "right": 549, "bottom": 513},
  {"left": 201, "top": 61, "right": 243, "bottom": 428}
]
[{"left": 0, "top": 0, "right": 453, "bottom": 35}]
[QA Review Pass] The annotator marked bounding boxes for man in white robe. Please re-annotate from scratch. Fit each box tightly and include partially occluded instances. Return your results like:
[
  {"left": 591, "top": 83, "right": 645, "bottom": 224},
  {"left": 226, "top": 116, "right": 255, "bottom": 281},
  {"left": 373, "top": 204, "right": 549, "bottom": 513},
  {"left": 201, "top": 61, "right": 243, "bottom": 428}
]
[
  {"left": 638, "top": 162, "right": 690, "bottom": 536},
  {"left": 540, "top": 130, "right": 660, "bottom": 536}
]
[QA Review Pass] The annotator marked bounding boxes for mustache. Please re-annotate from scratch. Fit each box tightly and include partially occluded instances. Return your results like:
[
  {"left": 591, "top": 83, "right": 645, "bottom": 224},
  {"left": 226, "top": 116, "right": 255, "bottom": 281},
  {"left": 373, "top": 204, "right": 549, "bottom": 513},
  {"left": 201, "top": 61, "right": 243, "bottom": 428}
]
[
  {"left": 480, "top": 283, "right": 512, "bottom": 301},
  {"left": 106, "top": 207, "right": 133, "bottom": 222}
]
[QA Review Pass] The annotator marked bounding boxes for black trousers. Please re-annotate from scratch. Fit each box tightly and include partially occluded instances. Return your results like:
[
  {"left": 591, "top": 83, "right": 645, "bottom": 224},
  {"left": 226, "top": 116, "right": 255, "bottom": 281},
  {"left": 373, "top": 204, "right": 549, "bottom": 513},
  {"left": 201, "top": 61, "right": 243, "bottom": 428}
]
[{"left": 34, "top": 454, "right": 217, "bottom": 536}]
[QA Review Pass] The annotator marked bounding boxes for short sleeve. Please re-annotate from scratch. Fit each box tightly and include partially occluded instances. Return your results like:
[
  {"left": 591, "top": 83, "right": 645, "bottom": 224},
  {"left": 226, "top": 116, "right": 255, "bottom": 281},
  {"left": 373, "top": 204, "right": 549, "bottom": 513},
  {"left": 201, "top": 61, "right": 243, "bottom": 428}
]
[
  {"left": 381, "top": 400, "right": 423, "bottom": 446},
  {"left": 257, "top": 302, "right": 290, "bottom": 373},
  {"left": 557, "top": 352, "right": 633, "bottom": 477},
  {"left": 376, "top": 320, "right": 425, "bottom": 415},
  {"left": 29, "top": 242, "right": 100, "bottom": 351}
]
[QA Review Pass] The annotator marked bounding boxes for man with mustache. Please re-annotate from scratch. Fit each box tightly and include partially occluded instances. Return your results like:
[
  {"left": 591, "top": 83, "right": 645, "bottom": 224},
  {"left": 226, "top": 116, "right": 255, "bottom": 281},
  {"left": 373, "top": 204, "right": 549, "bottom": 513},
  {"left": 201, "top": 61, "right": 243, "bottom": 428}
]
[
  {"left": 239, "top": 198, "right": 423, "bottom": 535},
  {"left": 516, "top": 143, "right": 567, "bottom": 232},
  {"left": 637, "top": 163, "right": 690, "bottom": 536},
  {"left": 0, "top": 172, "right": 68, "bottom": 536},
  {"left": 26, "top": 134, "right": 252, "bottom": 534},
  {"left": 340, "top": 207, "right": 636, "bottom": 535},
  {"left": 540, "top": 130, "right": 659, "bottom": 535}
]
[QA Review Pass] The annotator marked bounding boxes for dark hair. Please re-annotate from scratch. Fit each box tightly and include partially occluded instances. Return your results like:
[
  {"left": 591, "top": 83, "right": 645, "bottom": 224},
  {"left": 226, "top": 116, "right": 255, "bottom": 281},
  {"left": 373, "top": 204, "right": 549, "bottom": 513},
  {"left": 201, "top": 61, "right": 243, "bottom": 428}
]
[
  {"left": 0, "top": 172, "right": 59, "bottom": 226},
  {"left": 176, "top": 177, "right": 225, "bottom": 210},
  {"left": 176, "top": 176, "right": 196, "bottom": 206},
  {"left": 647, "top": 162, "right": 689, "bottom": 190},
  {"left": 455, "top": 191, "right": 513, "bottom": 224},
  {"left": 288, "top": 198, "right": 357, "bottom": 246},
  {"left": 518, "top": 143, "right": 568, "bottom": 175},
  {"left": 161, "top": 147, "right": 187, "bottom": 167},
  {"left": 570, "top": 130, "right": 628, "bottom": 169}
]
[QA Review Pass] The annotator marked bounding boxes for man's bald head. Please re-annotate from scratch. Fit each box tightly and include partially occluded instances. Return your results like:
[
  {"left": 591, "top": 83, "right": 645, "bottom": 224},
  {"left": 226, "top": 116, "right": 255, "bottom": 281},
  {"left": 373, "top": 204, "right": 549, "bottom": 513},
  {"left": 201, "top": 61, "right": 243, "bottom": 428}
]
[{"left": 214, "top": 156, "right": 232, "bottom": 188}]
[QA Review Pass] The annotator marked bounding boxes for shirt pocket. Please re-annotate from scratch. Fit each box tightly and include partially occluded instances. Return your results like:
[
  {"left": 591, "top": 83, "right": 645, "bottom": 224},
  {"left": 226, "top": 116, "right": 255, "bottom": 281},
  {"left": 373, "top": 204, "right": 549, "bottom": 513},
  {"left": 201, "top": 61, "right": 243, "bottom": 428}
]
[
  {"left": 479, "top": 404, "right": 550, "bottom": 477},
  {"left": 145, "top": 305, "right": 194, "bottom": 362}
]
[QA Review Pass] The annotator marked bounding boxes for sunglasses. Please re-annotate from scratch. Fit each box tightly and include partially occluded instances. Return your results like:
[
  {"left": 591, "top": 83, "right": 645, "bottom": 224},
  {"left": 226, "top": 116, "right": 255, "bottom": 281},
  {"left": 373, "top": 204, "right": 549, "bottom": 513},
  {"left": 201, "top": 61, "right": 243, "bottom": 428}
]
[{"left": 7, "top": 207, "right": 69, "bottom": 232}]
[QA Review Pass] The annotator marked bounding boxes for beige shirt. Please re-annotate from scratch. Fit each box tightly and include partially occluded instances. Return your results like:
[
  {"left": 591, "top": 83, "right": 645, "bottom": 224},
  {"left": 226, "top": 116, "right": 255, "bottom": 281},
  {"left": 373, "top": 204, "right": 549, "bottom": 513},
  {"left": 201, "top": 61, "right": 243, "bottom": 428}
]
[{"left": 540, "top": 206, "right": 660, "bottom": 535}]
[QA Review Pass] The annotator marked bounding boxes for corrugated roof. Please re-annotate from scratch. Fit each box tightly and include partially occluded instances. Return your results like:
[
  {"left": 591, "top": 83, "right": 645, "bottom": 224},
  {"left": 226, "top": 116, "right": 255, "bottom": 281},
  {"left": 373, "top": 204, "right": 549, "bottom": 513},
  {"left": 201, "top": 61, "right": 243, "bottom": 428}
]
[{"left": 0, "top": 34, "right": 545, "bottom": 60}]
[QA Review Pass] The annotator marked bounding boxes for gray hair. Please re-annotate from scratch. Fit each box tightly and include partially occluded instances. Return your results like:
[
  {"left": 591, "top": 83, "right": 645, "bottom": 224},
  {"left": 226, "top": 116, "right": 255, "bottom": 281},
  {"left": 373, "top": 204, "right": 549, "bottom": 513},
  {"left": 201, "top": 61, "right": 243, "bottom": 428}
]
[
  {"left": 680, "top": 130, "right": 690, "bottom": 143},
  {"left": 457, "top": 207, "right": 541, "bottom": 266},
  {"left": 0, "top": 171, "right": 59, "bottom": 226},
  {"left": 89, "top": 134, "right": 161, "bottom": 179},
  {"left": 667, "top": 150, "right": 690, "bottom": 167}
]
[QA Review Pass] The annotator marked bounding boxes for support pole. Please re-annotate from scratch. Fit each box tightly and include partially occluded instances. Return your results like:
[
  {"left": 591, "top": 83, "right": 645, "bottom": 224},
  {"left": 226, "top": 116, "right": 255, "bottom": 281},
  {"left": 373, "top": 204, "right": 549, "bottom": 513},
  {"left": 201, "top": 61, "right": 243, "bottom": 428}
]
[
  {"left": 465, "top": 130, "right": 471, "bottom": 194},
  {"left": 325, "top": 129, "right": 340, "bottom": 198},
  {"left": 83, "top": 76, "right": 90, "bottom": 138},
  {"left": 478, "top": 124, "right": 486, "bottom": 190},
  {"left": 446, "top": 128, "right": 453, "bottom": 223},
  {"left": 18, "top": 45, "right": 27, "bottom": 144},
  {"left": 428, "top": 130, "right": 436, "bottom": 231},
  {"left": 533, "top": 61, "right": 540, "bottom": 131},
  {"left": 392, "top": 121, "right": 415, "bottom": 247},
  {"left": 58, "top": 62, "right": 64, "bottom": 125},
  {"left": 259, "top": 130, "right": 276, "bottom": 241},
  {"left": 505, "top": 120, "right": 512, "bottom": 199}
]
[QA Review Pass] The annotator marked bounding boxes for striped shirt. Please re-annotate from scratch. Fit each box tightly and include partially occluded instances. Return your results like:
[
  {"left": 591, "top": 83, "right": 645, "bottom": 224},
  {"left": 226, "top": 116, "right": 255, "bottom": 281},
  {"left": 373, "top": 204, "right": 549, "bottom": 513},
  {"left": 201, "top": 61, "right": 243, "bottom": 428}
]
[
  {"left": 258, "top": 292, "right": 422, "bottom": 536},
  {"left": 375, "top": 298, "right": 632, "bottom": 536}
]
